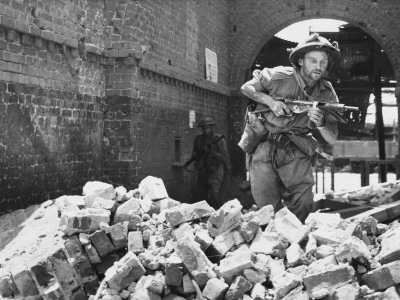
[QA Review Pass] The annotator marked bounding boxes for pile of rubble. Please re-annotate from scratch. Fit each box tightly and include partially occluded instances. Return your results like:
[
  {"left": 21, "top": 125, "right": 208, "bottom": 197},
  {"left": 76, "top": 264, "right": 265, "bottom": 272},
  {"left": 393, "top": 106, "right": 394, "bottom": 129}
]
[
  {"left": 1, "top": 176, "right": 400, "bottom": 300},
  {"left": 335, "top": 180, "right": 400, "bottom": 206}
]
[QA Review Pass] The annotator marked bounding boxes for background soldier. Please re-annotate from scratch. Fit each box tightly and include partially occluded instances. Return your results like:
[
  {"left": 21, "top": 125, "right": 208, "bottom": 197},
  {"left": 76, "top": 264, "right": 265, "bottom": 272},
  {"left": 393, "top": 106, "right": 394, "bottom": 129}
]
[{"left": 184, "top": 117, "right": 230, "bottom": 209}]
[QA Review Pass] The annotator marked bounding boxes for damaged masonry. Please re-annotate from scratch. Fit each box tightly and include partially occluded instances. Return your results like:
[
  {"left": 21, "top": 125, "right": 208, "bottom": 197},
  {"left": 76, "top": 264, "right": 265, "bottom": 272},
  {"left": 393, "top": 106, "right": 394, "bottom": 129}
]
[{"left": 1, "top": 176, "right": 400, "bottom": 300}]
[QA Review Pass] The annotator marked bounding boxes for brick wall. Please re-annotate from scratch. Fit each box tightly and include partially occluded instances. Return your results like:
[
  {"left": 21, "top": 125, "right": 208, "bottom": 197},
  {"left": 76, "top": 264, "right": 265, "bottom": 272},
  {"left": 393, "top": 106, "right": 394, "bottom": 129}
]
[
  {"left": 102, "top": 0, "right": 231, "bottom": 201},
  {"left": 0, "top": 0, "right": 106, "bottom": 213}
]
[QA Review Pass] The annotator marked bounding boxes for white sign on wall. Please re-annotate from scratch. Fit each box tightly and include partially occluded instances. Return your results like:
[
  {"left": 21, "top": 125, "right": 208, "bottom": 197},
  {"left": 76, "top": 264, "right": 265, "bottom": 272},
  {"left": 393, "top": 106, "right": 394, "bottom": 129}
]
[
  {"left": 205, "top": 48, "right": 218, "bottom": 83},
  {"left": 189, "top": 110, "right": 196, "bottom": 128}
]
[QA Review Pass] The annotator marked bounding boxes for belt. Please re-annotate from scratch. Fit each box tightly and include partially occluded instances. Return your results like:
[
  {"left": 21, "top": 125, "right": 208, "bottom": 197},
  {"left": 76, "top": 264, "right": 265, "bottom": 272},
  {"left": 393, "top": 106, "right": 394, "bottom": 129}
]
[{"left": 261, "top": 131, "right": 288, "bottom": 143}]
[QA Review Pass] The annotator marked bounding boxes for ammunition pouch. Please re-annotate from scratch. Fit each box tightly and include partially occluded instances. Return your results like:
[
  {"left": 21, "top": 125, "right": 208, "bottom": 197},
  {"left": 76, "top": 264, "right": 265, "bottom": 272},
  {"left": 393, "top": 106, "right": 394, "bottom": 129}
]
[
  {"left": 238, "top": 111, "right": 268, "bottom": 154},
  {"left": 287, "top": 133, "right": 318, "bottom": 157}
]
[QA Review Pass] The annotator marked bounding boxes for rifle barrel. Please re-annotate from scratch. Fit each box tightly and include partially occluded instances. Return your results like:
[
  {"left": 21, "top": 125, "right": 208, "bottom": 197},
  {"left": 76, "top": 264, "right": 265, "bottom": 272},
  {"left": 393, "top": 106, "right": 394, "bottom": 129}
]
[{"left": 343, "top": 105, "right": 359, "bottom": 111}]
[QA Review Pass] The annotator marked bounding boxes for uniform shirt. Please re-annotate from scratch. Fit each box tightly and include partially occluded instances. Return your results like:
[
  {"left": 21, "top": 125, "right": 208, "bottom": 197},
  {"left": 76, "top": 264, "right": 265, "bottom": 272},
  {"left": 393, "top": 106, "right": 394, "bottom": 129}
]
[
  {"left": 192, "top": 133, "right": 229, "bottom": 172},
  {"left": 253, "top": 66, "right": 339, "bottom": 134}
]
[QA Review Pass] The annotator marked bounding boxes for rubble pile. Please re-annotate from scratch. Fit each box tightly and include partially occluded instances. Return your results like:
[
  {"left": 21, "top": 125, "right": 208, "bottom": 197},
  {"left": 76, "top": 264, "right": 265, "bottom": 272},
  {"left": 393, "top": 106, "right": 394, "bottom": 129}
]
[
  {"left": 336, "top": 181, "right": 400, "bottom": 206},
  {"left": 1, "top": 176, "right": 400, "bottom": 300}
]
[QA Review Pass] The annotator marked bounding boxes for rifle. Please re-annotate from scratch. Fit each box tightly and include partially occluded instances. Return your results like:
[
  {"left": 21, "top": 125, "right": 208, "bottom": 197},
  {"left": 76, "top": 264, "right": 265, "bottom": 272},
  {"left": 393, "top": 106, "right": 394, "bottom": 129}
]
[
  {"left": 252, "top": 97, "right": 359, "bottom": 124},
  {"left": 183, "top": 135, "right": 225, "bottom": 169}
]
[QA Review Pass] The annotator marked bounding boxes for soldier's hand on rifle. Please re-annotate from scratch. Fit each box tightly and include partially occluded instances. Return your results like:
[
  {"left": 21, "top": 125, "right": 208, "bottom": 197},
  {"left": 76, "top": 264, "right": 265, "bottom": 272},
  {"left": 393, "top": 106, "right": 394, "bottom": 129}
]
[
  {"left": 308, "top": 107, "right": 325, "bottom": 127},
  {"left": 271, "top": 100, "right": 291, "bottom": 117}
]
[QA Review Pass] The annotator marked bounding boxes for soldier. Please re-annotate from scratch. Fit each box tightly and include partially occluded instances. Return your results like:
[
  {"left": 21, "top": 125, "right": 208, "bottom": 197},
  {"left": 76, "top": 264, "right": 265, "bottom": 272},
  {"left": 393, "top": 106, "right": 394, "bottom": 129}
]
[
  {"left": 184, "top": 117, "right": 230, "bottom": 209},
  {"left": 240, "top": 33, "right": 340, "bottom": 222}
]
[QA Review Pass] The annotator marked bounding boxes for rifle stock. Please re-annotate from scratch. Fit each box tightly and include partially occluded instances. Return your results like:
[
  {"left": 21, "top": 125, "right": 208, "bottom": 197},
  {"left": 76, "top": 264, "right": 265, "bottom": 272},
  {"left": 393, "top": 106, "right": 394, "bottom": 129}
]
[{"left": 183, "top": 135, "right": 225, "bottom": 168}]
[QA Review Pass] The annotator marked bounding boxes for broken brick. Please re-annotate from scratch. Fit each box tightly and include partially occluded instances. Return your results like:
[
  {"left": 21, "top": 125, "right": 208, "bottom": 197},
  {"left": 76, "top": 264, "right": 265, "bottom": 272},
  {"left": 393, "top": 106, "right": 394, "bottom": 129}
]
[{"left": 361, "top": 260, "right": 400, "bottom": 291}]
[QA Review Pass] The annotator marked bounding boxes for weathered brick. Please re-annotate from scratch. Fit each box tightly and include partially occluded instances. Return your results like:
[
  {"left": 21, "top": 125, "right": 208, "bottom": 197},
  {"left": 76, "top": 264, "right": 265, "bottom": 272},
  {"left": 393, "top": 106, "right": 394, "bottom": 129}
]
[
  {"left": 30, "top": 260, "right": 54, "bottom": 287},
  {"left": 0, "top": 269, "right": 18, "bottom": 298},
  {"left": 59, "top": 208, "right": 111, "bottom": 236},
  {"left": 303, "top": 264, "right": 356, "bottom": 299},
  {"left": 164, "top": 254, "right": 183, "bottom": 287},
  {"left": 128, "top": 230, "right": 144, "bottom": 253},
  {"left": 203, "top": 278, "right": 229, "bottom": 300},
  {"left": 174, "top": 237, "right": 217, "bottom": 288},
  {"left": 11, "top": 264, "right": 40, "bottom": 298},
  {"left": 104, "top": 251, "right": 146, "bottom": 291},
  {"left": 165, "top": 200, "right": 214, "bottom": 227},
  {"left": 225, "top": 276, "right": 252, "bottom": 300},
  {"left": 361, "top": 260, "right": 400, "bottom": 291},
  {"left": 207, "top": 199, "right": 242, "bottom": 237},
  {"left": 95, "top": 253, "right": 120, "bottom": 275},
  {"left": 89, "top": 230, "right": 114, "bottom": 257},
  {"left": 219, "top": 250, "right": 256, "bottom": 283},
  {"left": 109, "top": 222, "right": 128, "bottom": 248},
  {"left": 47, "top": 248, "right": 79, "bottom": 292}
]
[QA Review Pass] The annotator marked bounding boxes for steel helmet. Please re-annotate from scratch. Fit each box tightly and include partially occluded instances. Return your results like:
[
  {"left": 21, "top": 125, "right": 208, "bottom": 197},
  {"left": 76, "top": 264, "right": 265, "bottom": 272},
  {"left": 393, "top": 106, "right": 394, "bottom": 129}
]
[
  {"left": 289, "top": 33, "right": 340, "bottom": 70},
  {"left": 197, "top": 117, "right": 216, "bottom": 127}
]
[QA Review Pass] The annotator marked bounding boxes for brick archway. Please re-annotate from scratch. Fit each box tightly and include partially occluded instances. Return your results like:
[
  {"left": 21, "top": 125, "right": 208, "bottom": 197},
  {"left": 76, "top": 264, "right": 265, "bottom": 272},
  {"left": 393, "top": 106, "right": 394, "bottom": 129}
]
[
  {"left": 228, "top": 0, "right": 400, "bottom": 91},
  {"left": 226, "top": 0, "right": 400, "bottom": 179}
]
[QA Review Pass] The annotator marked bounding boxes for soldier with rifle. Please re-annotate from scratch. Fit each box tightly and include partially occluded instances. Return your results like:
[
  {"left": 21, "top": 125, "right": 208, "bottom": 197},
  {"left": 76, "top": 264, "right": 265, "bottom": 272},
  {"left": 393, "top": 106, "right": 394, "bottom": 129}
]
[
  {"left": 183, "top": 117, "right": 230, "bottom": 209},
  {"left": 240, "top": 33, "right": 347, "bottom": 222}
]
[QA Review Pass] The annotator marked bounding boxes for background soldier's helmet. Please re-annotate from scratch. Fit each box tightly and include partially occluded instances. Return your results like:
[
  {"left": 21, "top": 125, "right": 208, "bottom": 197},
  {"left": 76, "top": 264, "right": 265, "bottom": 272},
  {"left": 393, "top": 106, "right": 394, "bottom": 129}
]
[
  {"left": 289, "top": 33, "right": 340, "bottom": 70},
  {"left": 197, "top": 117, "right": 216, "bottom": 127}
]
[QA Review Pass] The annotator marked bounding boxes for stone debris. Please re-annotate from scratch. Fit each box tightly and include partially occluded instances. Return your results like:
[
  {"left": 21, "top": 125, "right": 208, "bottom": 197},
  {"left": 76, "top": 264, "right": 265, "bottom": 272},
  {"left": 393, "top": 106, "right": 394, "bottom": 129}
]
[{"left": 1, "top": 175, "right": 400, "bottom": 300}]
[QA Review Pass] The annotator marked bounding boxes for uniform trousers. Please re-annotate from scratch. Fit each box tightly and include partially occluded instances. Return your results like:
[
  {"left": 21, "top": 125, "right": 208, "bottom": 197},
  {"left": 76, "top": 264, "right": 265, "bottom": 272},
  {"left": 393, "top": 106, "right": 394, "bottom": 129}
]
[{"left": 249, "top": 135, "right": 315, "bottom": 222}]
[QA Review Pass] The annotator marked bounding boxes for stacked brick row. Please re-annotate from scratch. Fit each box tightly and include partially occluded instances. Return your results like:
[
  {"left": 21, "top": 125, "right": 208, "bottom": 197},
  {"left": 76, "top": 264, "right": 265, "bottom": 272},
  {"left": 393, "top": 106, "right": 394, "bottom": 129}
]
[{"left": 2, "top": 176, "right": 400, "bottom": 299}]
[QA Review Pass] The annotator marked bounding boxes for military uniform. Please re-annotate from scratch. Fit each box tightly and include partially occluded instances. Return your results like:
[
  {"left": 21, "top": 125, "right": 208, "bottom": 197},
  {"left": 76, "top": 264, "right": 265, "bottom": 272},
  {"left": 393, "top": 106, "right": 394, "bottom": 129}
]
[
  {"left": 248, "top": 66, "right": 339, "bottom": 222},
  {"left": 192, "top": 132, "right": 229, "bottom": 209}
]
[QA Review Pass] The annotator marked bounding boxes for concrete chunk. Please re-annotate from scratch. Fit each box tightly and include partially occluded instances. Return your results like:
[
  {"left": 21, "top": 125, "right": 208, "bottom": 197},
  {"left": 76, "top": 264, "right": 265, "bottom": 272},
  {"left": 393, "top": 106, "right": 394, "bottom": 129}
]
[
  {"left": 54, "top": 195, "right": 84, "bottom": 215},
  {"left": 10, "top": 263, "right": 39, "bottom": 298},
  {"left": 334, "top": 236, "right": 371, "bottom": 264},
  {"left": 82, "top": 181, "right": 115, "bottom": 200},
  {"left": 361, "top": 260, "right": 400, "bottom": 291},
  {"left": 91, "top": 196, "right": 118, "bottom": 212},
  {"left": 202, "top": 278, "right": 229, "bottom": 300},
  {"left": 219, "top": 251, "right": 256, "bottom": 283},
  {"left": 138, "top": 252, "right": 163, "bottom": 270},
  {"left": 286, "top": 243, "right": 305, "bottom": 267},
  {"left": 207, "top": 199, "right": 242, "bottom": 237},
  {"left": 271, "top": 271, "right": 302, "bottom": 300},
  {"left": 305, "top": 212, "right": 342, "bottom": 229},
  {"left": 128, "top": 231, "right": 144, "bottom": 254},
  {"left": 138, "top": 176, "right": 169, "bottom": 201},
  {"left": 250, "top": 230, "right": 287, "bottom": 258},
  {"left": 303, "top": 264, "right": 356, "bottom": 299},
  {"left": 104, "top": 251, "right": 146, "bottom": 291},
  {"left": 250, "top": 282, "right": 266, "bottom": 300},
  {"left": 239, "top": 216, "right": 260, "bottom": 243},
  {"left": 281, "top": 285, "right": 309, "bottom": 300},
  {"left": 59, "top": 208, "right": 110, "bottom": 236},
  {"left": 194, "top": 228, "right": 213, "bottom": 251},
  {"left": 174, "top": 237, "right": 216, "bottom": 288},
  {"left": 89, "top": 230, "right": 114, "bottom": 257},
  {"left": 375, "top": 225, "right": 400, "bottom": 264},
  {"left": 113, "top": 198, "right": 142, "bottom": 230},
  {"left": 273, "top": 208, "right": 309, "bottom": 244},
  {"left": 381, "top": 286, "right": 400, "bottom": 300},
  {"left": 0, "top": 269, "right": 18, "bottom": 298},
  {"left": 211, "top": 230, "right": 236, "bottom": 257},
  {"left": 312, "top": 227, "right": 349, "bottom": 245},
  {"left": 324, "top": 282, "right": 361, "bottom": 300},
  {"left": 164, "top": 254, "right": 183, "bottom": 287},
  {"left": 225, "top": 276, "right": 252, "bottom": 300},
  {"left": 307, "top": 254, "right": 337, "bottom": 275},
  {"left": 165, "top": 200, "right": 214, "bottom": 227},
  {"left": 109, "top": 222, "right": 128, "bottom": 249}
]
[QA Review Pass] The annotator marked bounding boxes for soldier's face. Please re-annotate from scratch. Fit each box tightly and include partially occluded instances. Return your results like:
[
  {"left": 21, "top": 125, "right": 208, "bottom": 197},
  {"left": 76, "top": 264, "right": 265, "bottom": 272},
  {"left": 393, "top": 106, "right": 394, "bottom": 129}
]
[
  {"left": 299, "top": 50, "right": 329, "bottom": 82},
  {"left": 201, "top": 125, "right": 213, "bottom": 135}
]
